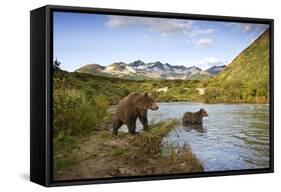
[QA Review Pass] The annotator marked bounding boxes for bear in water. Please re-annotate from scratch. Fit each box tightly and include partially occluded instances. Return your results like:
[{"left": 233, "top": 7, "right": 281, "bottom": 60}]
[
  {"left": 112, "top": 92, "right": 159, "bottom": 134},
  {"left": 182, "top": 108, "right": 208, "bottom": 125}
]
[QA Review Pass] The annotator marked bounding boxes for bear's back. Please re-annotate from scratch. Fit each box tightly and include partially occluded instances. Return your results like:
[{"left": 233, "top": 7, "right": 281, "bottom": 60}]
[
  {"left": 182, "top": 111, "right": 202, "bottom": 124},
  {"left": 116, "top": 92, "right": 141, "bottom": 115},
  {"left": 183, "top": 112, "right": 193, "bottom": 123}
]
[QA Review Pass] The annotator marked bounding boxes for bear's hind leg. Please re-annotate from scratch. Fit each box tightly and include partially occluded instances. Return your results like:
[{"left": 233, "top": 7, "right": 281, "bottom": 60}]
[{"left": 113, "top": 119, "right": 123, "bottom": 135}]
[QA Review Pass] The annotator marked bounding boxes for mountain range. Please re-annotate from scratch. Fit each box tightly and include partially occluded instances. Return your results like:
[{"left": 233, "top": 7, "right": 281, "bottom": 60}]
[{"left": 75, "top": 60, "right": 226, "bottom": 80}]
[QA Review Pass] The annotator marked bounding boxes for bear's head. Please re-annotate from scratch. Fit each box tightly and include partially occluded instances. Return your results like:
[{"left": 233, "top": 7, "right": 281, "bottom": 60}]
[
  {"left": 199, "top": 108, "right": 208, "bottom": 117},
  {"left": 143, "top": 92, "right": 159, "bottom": 111}
]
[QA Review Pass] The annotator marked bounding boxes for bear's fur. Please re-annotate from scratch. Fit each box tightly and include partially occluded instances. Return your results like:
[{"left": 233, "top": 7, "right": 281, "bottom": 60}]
[
  {"left": 182, "top": 108, "right": 208, "bottom": 125},
  {"left": 112, "top": 92, "right": 159, "bottom": 134}
]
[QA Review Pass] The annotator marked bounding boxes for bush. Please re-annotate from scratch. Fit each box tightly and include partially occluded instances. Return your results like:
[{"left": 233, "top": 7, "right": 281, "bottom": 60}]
[
  {"left": 53, "top": 88, "right": 109, "bottom": 140},
  {"left": 203, "top": 81, "right": 269, "bottom": 104}
]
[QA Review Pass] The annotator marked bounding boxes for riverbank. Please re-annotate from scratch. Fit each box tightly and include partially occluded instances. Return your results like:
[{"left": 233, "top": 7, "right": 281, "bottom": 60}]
[
  {"left": 53, "top": 120, "right": 204, "bottom": 180},
  {"left": 54, "top": 70, "right": 269, "bottom": 105}
]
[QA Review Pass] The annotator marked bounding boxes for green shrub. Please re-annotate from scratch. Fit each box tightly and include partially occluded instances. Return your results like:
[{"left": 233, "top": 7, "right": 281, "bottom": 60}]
[
  {"left": 203, "top": 80, "right": 269, "bottom": 103},
  {"left": 53, "top": 88, "right": 109, "bottom": 140}
]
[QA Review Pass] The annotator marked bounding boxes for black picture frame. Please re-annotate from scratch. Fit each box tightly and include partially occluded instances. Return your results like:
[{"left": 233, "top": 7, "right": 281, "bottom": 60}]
[{"left": 30, "top": 4, "right": 274, "bottom": 187}]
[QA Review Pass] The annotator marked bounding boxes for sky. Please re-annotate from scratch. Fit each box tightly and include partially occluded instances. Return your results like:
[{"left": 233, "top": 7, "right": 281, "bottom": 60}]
[{"left": 53, "top": 11, "right": 269, "bottom": 71}]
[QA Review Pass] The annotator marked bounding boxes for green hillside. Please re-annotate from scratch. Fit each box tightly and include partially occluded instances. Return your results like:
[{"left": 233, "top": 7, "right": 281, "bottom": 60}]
[
  {"left": 214, "top": 30, "right": 269, "bottom": 83},
  {"left": 75, "top": 64, "right": 105, "bottom": 74},
  {"left": 54, "top": 70, "right": 201, "bottom": 106},
  {"left": 204, "top": 29, "right": 270, "bottom": 103}
]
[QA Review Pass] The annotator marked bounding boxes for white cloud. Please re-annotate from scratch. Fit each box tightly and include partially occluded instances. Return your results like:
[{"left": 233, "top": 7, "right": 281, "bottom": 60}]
[
  {"left": 236, "top": 23, "right": 255, "bottom": 32},
  {"left": 227, "top": 23, "right": 269, "bottom": 33},
  {"left": 151, "top": 20, "right": 194, "bottom": 34},
  {"left": 190, "top": 28, "right": 215, "bottom": 36},
  {"left": 195, "top": 38, "right": 213, "bottom": 48},
  {"left": 195, "top": 57, "right": 228, "bottom": 69},
  {"left": 105, "top": 15, "right": 195, "bottom": 35},
  {"left": 243, "top": 24, "right": 253, "bottom": 32},
  {"left": 105, "top": 16, "right": 138, "bottom": 27}
]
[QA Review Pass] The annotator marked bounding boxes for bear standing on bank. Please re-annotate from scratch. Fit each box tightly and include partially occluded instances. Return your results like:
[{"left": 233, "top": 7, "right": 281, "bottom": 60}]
[{"left": 112, "top": 92, "right": 159, "bottom": 134}]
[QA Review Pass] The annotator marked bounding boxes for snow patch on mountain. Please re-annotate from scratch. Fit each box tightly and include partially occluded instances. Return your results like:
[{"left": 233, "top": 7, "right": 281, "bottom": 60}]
[{"left": 75, "top": 60, "right": 227, "bottom": 80}]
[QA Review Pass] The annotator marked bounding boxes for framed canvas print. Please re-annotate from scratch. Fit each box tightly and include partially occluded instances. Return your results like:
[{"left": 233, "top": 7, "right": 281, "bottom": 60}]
[{"left": 30, "top": 5, "right": 274, "bottom": 187}]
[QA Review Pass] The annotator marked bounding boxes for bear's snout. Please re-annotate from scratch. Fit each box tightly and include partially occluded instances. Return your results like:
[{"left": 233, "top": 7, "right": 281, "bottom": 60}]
[{"left": 151, "top": 104, "right": 159, "bottom": 110}]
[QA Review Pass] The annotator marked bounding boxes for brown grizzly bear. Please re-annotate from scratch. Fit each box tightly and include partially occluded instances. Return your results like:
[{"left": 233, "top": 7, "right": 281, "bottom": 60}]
[
  {"left": 112, "top": 92, "right": 159, "bottom": 134},
  {"left": 182, "top": 108, "right": 208, "bottom": 125}
]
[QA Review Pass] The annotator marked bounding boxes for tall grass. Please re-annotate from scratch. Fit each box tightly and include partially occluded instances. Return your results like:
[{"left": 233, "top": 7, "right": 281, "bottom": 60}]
[
  {"left": 53, "top": 88, "right": 108, "bottom": 139},
  {"left": 53, "top": 70, "right": 110, "bottom": 157},
  {"left": 107, "top": 119, "right": 203, "bottom": 175}
]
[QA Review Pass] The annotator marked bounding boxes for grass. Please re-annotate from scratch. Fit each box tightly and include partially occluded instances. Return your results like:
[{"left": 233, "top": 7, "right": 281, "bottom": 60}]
[
  {"left": 54, "top": 69, "right": 202, "bottom": 105},
  {"left": 53, "top": 119, "right": 203, "bottom": 180}
]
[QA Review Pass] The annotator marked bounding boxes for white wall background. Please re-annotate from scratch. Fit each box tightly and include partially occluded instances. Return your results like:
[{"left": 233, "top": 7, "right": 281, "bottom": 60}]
[{"left": 0, "top": 0, "right": 279, "bottom": 191}]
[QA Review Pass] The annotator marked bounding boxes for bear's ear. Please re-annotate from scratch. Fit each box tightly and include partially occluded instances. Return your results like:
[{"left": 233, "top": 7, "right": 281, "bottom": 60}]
[{"left": 144, "top": 92, "right": 148, "bottom": 97}]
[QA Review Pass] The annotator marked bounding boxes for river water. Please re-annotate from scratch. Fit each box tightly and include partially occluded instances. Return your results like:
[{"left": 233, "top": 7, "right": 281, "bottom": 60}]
[{"left": 119, "top": 102, "right": 270, "bottom": 172}]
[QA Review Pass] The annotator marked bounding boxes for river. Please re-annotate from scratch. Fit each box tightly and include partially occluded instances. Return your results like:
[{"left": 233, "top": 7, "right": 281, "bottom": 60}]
[{"left": 119, "top": 102, "right": 270, "bottom": 172}]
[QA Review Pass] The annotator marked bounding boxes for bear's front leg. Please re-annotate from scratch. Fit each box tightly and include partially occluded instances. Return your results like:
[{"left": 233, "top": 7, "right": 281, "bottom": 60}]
[
  {"left": 139, "top": 110, "right": 149, "bottom": 131},
  {"left": 127, "top": 118, "right": 137, "bottom": 134}
]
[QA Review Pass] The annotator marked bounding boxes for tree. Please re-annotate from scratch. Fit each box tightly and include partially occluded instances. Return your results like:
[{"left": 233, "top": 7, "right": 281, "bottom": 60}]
[{"left": 53, "top": 58, "right": 61, "bottom": 70}]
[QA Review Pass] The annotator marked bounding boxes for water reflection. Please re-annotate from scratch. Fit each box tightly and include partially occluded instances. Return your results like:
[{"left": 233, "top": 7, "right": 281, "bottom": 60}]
[{"left": 182, "top": 123, "right": 207, "bottom": 133}]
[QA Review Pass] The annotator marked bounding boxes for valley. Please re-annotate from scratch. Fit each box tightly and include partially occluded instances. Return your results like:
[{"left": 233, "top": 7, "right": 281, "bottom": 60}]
[{"left": 64, "top": 29, "right": 270, "bottom": 104}]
